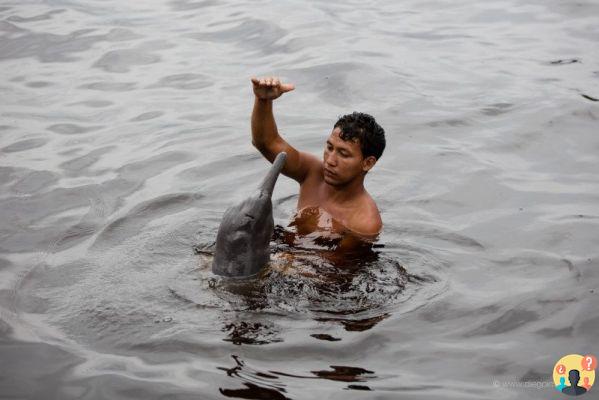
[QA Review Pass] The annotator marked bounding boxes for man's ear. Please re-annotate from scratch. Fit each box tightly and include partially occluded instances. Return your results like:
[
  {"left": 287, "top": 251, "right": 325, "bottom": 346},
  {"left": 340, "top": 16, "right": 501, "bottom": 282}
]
[{"left": 362, "top": 156, "right": 377, "bottom": 172}]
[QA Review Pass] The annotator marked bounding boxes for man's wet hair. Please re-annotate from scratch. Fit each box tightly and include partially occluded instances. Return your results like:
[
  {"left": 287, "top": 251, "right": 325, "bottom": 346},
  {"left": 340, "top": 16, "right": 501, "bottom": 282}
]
[{"left": 334, "top": 112, "right": 385, "bottom": 160}]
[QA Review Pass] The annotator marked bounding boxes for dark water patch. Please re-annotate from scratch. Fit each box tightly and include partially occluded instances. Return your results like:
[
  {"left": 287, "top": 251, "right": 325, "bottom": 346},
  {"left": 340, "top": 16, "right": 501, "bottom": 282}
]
[
  {"left": 402, "top": 30, "right": 474, "bottom": 41},
  {"left": 280, "top": 62, "right": 368, "bottom": 107},
  {"left": 315, "top": 314, "right": 389, "bottom": 332},
  {"left": 222, "top": 321, "right": 283, "bottom": 345},
  {"left": 534, "top": 326, "right": 573, "bottom": 338},
  {"left": 130, "top": 111, "right": 164, "bottom": 121},
  {"left": 0, "top": 257, "right": 11, "bottom": 270},
  {"left": 0, "top": 318, "right": 12, "bottom": 338},
  {"left": 93, "top": 193, "right": 202, "bottom": 249},
  {"left": 420, "top": 302, "right": 500, "bottom": 323},
  {"left": 117, "top": 151, "right": 194, "bottom": 183},
  {"left": 170, "top": 0, "right": 220, "bottom": 11},
  {"left": 69, "top": 99, "right": 114, "bottom": 108},
  {"left": 59, "top": 146, "right": 115, "bottom": 173},
  {"left": 7, "top": 9, "right": 65, "bottom": 23},
  {"left": 0, "top": 20, "right": 26, "bottom": 34},
  {"left": 310, "top": 333, "right": 341, "bottom": 341},
  {"left": 576, "top": 313, "right": 599, "bottom": 339},
  {"left": 427, "top": 118, "right": 469, "bottom": 127},
  {"left": 189, "top": 18, "right": 289, "bottom": 55},
  {"left": 177, "top": 112, "right": 215, "bottom": 122},
  {"left": 265, "top": 364, "right": 377, "bottom": 386},
  {"left": 1, "top": 138, "right": 47, "bottom": 153},
  {"left": 0, "top": 166, "right": 18, "bottom": 185},
  {"left": 272, "top": 194, "right": 297, "bottom": 208},
  {"left": 104, "top": 27, "right": 143, "bottom": 42},
  {"left": 177, "top": 153, "right": 258, "bottom": 181},
  {"left": 549, "top": 58, "right": 580, "bottom": 65},
  {"left": 93, "top": 48, "right": 161, "bottom": 73},
  {"left": 311, "top": 365, "right": 375, "bottom": 382},
  {"left": 78, "top": 81, "right": 137, "bottom": 91},
  {"left": 47, "top": 123, "right": 103, "bottom": 135},
  {"left": 395, "top": 225, "right": 484, "bottom": 250},
  {"left": 8, "top": 290, "right": 50, "bottom": 314},
  {"left": 346, "top": 384, "right": 371, "bottom": 391},
  {"left": 0, "top": 184, "right": 102, "bottom": 252},
  {"left": 149, "top": 73, "right": 211, "bottom": 90},
  {"left": 54, "top": 222, "right": 98, "bottom": 251},
  {"left": 25, "top": 80, "right": 53, "bottom": 88},
  {"left": 10, "top": 170, "right": 58, "bottom": 194},
  {"left": 464, "top": 308, "right": 539, "bottom": 336},
  {"left": 217, "top": 355, "right": 291, "bottom": 399},
  {"left": 0, "top": 29, "right": 105, "bottom": 62},
  {"left": 480, "top": 102, "right": 513, "bottom": 116},
  {"left": 0, "top": 341, "right": 83, "bottom": 399},
  {"left": 219, "top": 382, "right": 291, "bottom": 400},
  {"left": 23, "top": 261, "right": 93, "bottom": 292}
]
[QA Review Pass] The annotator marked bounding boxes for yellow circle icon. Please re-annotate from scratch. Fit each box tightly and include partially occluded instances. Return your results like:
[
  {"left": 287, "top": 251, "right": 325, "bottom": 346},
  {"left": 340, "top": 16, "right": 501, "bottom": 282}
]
[{"left": 553, "top": 354, "right": 595, "bottom": 396}]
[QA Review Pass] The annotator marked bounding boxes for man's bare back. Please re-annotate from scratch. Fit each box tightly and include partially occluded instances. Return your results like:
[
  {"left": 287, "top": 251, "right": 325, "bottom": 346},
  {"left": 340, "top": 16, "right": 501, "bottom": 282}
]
[{"left": 250, "top": 76, "right": 386, "bottom": 245}]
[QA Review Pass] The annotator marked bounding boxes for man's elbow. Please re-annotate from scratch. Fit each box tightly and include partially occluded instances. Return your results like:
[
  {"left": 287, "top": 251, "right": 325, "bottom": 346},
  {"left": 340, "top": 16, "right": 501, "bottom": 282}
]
[
  {"left": 252, "top": 141, "right": 274, "bottom": 162},
  {"left": 252, "top": 140, "right": 268, "bottom": 155}
]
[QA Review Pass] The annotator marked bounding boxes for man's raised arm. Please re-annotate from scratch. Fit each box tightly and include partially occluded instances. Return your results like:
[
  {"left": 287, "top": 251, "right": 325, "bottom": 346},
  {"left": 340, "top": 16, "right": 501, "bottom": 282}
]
[{"left": 251, "top": 76, "right": 320, "bottom": 184}]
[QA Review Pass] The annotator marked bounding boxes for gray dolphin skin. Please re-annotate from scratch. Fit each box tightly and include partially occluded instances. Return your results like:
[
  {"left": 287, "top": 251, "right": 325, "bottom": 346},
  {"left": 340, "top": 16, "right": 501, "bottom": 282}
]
[{"left": 212, "top": 152, "right": 287, "bottom": 278}]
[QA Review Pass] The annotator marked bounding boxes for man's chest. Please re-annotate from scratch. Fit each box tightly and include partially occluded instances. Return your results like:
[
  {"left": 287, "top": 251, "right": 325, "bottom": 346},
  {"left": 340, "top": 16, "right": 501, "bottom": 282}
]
[{"left": 296, "top": 182, "right": 359, "bottom": 228}]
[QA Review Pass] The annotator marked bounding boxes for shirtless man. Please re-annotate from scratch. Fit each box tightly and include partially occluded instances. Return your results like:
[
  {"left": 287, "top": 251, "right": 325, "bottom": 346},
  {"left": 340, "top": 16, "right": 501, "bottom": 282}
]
[{"left": 250, "top": 76, "right": 386, "bottom": 247}]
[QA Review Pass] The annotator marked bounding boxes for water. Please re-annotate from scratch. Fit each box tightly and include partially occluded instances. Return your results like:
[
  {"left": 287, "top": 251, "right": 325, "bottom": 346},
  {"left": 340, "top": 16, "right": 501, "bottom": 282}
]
[{"left": 1, "top": 1, "right": 598, "bottom": 399}]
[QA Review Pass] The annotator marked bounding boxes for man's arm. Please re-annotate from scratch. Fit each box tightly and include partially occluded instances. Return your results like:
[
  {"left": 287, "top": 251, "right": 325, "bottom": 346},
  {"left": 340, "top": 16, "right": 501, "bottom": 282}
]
[{"left": 251, "top": 76, "right": 321, "bottom": 184}]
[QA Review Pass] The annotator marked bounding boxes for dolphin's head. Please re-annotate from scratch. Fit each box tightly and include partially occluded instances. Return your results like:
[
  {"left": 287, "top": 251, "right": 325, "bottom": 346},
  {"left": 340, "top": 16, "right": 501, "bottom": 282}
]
[
  {"left": 211, "top": 152, "right": 286, "bottom": 278},
  {"left": 212, "top": 191, "right": 274, "bottom": 277}
]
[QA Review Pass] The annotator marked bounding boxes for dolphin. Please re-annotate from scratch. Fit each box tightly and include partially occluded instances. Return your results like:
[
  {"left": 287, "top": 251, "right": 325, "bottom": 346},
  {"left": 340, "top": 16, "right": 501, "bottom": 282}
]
[{"left": 212, "top": 152, "right": 287, "bottom": 278}]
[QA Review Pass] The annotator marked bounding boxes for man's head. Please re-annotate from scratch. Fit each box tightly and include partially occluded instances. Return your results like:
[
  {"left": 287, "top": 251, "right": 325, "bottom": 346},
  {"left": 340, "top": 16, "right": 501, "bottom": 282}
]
[
  {"left": 323, "top": 112, "right": 385, "bottom": 186},
  {"left": 568, "top": 369, "right": 580, "bottom": 386}
]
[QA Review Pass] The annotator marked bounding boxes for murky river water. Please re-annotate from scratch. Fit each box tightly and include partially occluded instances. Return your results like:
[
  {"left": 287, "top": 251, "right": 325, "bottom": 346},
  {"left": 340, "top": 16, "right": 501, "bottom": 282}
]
[{"left": 1, "top": 1, "right": 598, "bottom": 399}]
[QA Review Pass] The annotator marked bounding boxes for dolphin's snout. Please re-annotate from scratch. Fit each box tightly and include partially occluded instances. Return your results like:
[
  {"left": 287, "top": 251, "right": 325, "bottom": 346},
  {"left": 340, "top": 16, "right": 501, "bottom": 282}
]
[{"left": 259, "top": 152, "right": 287, "bottom": 198}]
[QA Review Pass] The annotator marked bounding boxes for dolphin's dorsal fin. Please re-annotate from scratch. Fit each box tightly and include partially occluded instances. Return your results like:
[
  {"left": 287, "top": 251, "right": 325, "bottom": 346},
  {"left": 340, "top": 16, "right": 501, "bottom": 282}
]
[{"left": 259, "top": 152, "right": 287, "bottom": 197}]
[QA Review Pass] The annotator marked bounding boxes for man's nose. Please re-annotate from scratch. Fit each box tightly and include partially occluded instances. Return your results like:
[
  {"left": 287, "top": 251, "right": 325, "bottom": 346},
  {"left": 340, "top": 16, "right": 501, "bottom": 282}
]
[{"left": 325, "top": 152, "right": 337, "bottom": 166}]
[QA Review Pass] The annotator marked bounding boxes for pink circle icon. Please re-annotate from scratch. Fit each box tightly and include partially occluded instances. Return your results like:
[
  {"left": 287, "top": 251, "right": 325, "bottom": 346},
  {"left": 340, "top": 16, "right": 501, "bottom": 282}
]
[{"left": 581, "top": 354, "right": 597, "bottom": 371}]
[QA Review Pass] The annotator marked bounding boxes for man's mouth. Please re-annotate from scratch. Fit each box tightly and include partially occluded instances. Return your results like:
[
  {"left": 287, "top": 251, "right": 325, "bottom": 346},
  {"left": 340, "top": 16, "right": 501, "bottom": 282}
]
[{"left": 324, "top": 168, "right": 337, "bottom": 177}]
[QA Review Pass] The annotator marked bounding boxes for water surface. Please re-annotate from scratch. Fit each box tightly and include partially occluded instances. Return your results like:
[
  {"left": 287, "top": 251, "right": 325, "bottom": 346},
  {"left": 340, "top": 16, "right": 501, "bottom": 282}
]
[{"left": 1, "top": 1, "right": 598, "bottom": 399}]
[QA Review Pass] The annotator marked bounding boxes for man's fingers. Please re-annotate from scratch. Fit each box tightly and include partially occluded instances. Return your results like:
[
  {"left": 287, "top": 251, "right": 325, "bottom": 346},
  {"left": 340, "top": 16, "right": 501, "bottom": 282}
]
[{"left": 252, "top": 76, "right": 294, "bottom": 93}]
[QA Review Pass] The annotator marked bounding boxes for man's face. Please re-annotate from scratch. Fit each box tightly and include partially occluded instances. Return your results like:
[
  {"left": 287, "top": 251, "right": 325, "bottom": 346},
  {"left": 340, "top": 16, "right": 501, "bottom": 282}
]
[{"left": 323, "top": 127, "right": 375, "bottom": 186}]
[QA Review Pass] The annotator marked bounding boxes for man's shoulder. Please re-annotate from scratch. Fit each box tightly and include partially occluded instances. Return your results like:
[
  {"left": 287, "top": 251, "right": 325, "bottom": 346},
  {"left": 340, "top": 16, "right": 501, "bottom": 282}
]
[{"left": 347, "top": 195, "right": 382, "bottom": 236}]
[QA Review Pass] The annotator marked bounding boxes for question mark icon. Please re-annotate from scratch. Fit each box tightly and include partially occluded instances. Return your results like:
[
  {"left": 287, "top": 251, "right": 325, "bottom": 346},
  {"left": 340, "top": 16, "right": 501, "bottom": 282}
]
[
  {"left": 556, "top": 363, "right": 566, "bottom": 374},
  {"left": 581, "top": 354, "right": 597, "bottom": 371}
]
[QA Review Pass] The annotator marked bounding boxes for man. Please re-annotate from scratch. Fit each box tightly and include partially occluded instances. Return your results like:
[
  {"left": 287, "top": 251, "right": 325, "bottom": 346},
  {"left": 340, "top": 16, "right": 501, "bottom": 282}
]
[
  {"left": 561, "top": 369, "right": 587, "bottom": 395},
  {"left": 250, "top": 76, "right": 385, "bottom": 245}
]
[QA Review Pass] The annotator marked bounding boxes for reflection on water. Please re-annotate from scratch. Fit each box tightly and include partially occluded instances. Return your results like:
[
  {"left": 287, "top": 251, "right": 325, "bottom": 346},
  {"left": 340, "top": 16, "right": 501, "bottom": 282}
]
[{"left": 218, "top": 355, "right": 377, "bottom": 398}]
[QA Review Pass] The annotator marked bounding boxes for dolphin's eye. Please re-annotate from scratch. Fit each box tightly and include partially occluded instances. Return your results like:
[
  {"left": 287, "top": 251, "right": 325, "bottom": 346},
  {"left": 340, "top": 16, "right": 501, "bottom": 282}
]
[{"left": 229, "top": 232, "right": 248, "bottom": 247}]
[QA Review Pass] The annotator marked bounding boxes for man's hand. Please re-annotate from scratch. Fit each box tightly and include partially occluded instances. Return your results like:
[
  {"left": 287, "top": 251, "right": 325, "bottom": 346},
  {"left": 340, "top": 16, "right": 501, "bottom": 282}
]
[{"left": 251, "top": 76, "right": 295, "bottom": 100}]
